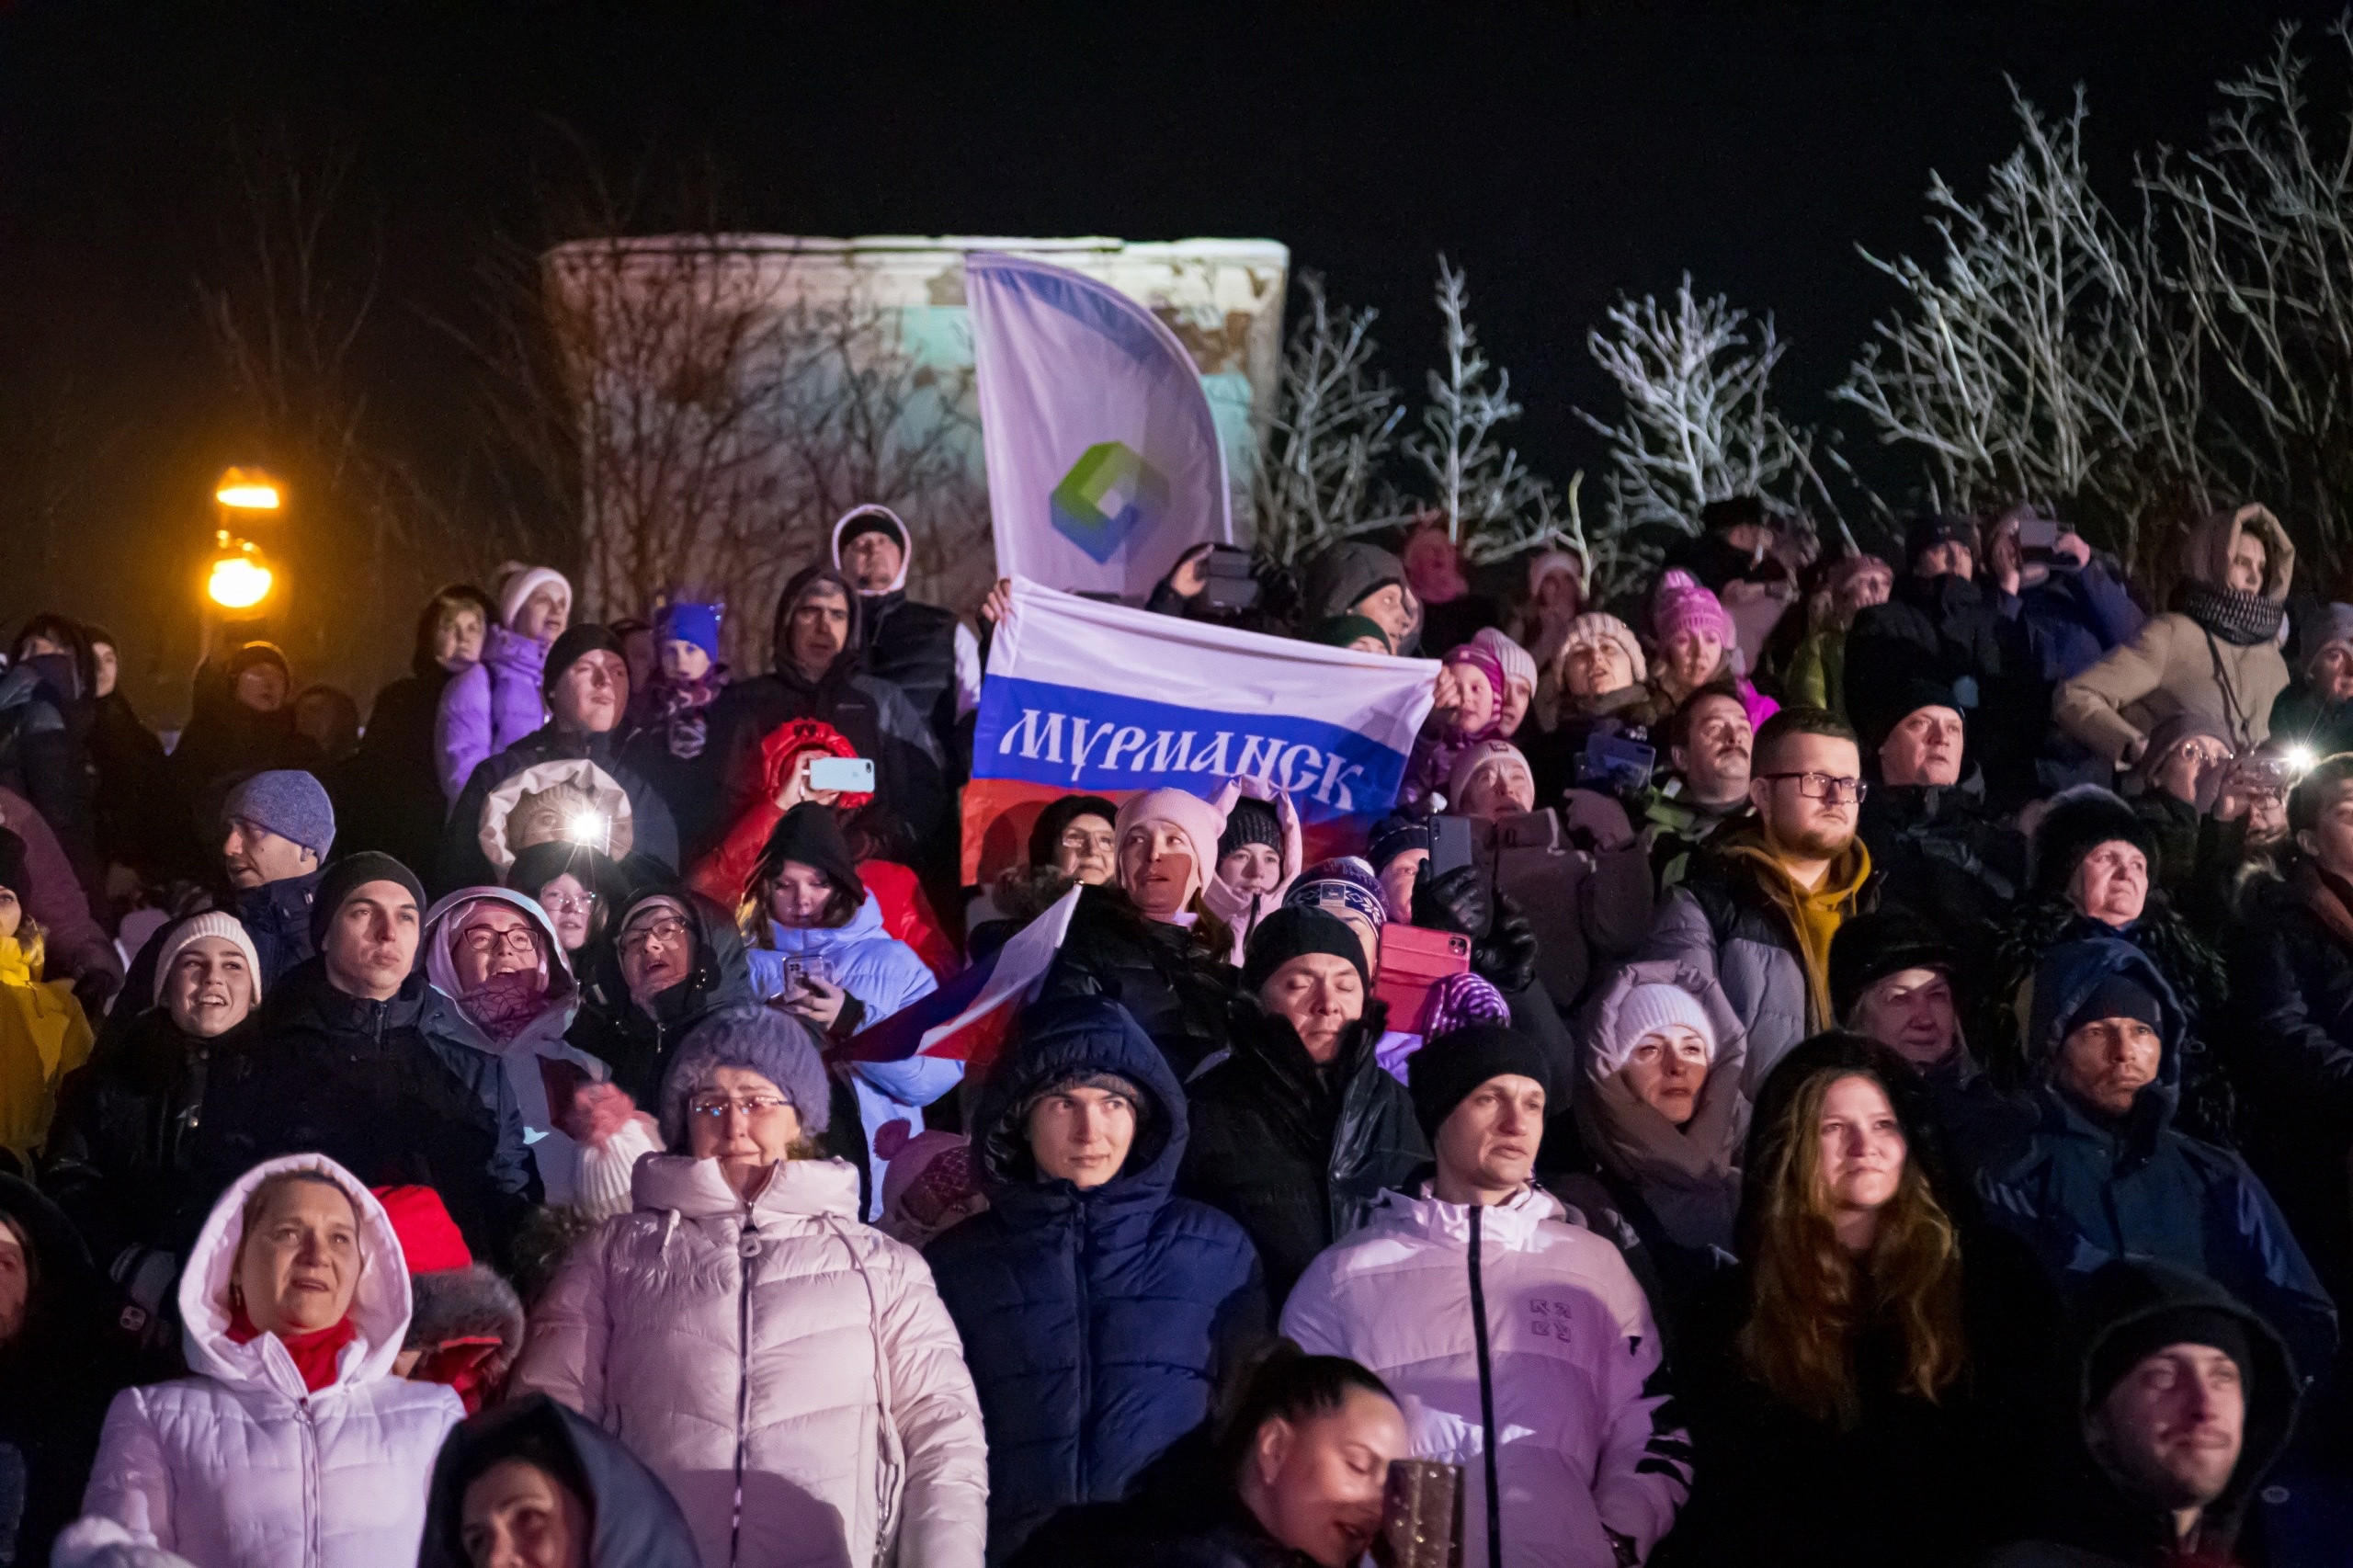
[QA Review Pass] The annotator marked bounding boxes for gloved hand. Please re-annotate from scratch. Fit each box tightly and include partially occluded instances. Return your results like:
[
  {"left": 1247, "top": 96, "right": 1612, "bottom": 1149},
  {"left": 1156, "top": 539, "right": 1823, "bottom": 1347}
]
[
  {"left": 1476, "top": 889, "right": 1540, "bottom": 995},
  {"left": 1410, "top": 865, "right": 1536, "bottom": 994}
]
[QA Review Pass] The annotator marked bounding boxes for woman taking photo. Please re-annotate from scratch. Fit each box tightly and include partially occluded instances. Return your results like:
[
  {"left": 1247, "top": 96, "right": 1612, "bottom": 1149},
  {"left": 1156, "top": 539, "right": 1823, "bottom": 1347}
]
[
  {"left": 76, "top": 1153, "right": 462, "bottom": 1566},
  {"left": 514, "top": 1007, "right": 987, "bottom": 1568},
  {"left": 743, "top": 802, "right": 956, "bottom": 1217},
  {"left": 1661, "top": 1033, "right": 2046, "bottom": 1566}
]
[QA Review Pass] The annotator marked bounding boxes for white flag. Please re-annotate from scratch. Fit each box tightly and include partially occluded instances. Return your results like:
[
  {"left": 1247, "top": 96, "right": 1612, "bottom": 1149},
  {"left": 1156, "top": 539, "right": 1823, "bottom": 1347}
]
[{"left": 967, "top": 252, "right": 1231, "bottom": 599}]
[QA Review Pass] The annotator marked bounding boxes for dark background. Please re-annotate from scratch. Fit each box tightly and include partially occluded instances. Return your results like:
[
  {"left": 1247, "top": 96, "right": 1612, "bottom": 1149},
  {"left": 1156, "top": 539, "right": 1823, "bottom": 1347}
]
[{"left": 1, "top": 0, "right": 2340, "bottom": 715}]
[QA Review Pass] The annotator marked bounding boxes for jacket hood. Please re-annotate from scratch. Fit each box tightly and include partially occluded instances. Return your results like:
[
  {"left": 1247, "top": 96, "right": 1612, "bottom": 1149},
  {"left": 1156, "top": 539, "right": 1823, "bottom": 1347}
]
[
  {"left": 420, "top": 1392, "right": 701, "bottom": 1568},
  {"left": 422, "top": 885, "right": 579, "bottom": 1014},
  {"left": 972, "top": 995, "right": 1189, "bottom": 1208},
  {"left": 0, "top": 1173, "right": 101, "bottom": 1358},
  {"left": 830, "top": 504, "right": 912, "bottom": 596},
  {"left": 630, "top": 1149, "right": 862, "bottom": 1221},
  {"left": 2022, "top": 937, "right": 2184, "bottom": 1096},
  {"left": 1301, "top": 541, "right": 1407, "bottom": 624},
  {"left": 595, "top": 883, "right": 752, "bottom": 1026},
  {"left": 1576, "top": 959, "right": 1751, "bottom": 1220},
  {"left": 177, "top": 1152, "right": 414, "bottom": 1399},
  {"left": 2181, "top": 502, "right": 2293, "bottom": 601},
  {"left": 769, "top": 563, "right": 866, "bottom": 678},
  {"left": 2060, "top": 1259, "right": 2302, "bottom": 1553},
  {"left": 474, "top": 756, "right": 636, "bottom": 873}
]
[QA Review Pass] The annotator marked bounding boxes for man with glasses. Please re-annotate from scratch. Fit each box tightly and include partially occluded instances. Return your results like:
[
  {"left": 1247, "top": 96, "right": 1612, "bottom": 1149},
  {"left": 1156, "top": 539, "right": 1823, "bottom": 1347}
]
[
  {"left": 191, "top": 852, "right": 538, "bottom": 1261},
  {"left": 567, "top": 884, "right": 752, "bottom": 1107},
  {"left": 1639, "top": 707, "right": 1877, "bottom": 1091}
]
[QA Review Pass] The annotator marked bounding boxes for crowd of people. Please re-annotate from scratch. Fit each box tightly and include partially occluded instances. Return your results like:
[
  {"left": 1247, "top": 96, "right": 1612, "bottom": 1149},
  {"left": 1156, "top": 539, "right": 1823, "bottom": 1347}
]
[{"left": 1, "top": 494, "right": 2350, "bottom": 1566}]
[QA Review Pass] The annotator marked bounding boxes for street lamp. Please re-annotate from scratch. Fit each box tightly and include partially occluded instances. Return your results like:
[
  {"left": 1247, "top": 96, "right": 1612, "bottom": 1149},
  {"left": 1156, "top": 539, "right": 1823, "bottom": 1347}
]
[
  {"left": 214, "top": 466, "right": 283, "bottom": 512},
  {"left": 207, "top": 464, "right": 284, "bottom": 614},
  {"left": 207, "top": 544, "right": 274, "bottom": 609}
]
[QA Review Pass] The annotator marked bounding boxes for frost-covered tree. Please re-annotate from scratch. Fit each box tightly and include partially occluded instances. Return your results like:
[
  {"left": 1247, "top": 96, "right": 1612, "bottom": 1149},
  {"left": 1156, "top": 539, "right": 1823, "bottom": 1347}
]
[
  {"left": 1575, "top": 276, "right": 1815, "bottom": 585},
  {"left": 1404, "top": 255, "right": 1585, "bottom": 567},
  {"left": 1253, "top": 272, "right": 1411, "bottom": 566},
  {"left": 1835, "top": 85, "right": 2205, "bottom": 574},
  {"left": 2146, "top": 21, "right": 2353, "bottom": 582}
]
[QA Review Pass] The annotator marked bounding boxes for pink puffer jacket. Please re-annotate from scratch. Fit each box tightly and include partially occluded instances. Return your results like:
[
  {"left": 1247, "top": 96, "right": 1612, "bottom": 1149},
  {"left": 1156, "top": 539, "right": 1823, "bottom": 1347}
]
[{"left": 513, "top": 1154, "right": 988, "bottom": 1568}]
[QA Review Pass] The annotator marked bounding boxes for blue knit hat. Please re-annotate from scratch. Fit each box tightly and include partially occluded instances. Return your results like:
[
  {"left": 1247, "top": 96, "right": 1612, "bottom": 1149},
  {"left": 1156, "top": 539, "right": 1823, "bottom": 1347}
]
[
  {"left": 222, "top": 769, "right": 336, "bottom": 858},
  {"left": 655, "top": 601, "right": 723, "bottom": 663},
  {"left": 659, "top": 1006, "right": 832, "bottom": 1149}
]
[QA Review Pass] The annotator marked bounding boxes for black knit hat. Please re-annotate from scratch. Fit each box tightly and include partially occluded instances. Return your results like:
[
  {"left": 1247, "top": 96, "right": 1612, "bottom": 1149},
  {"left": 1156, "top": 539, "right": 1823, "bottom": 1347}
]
[
  {"left": 1028, "top": 795, "right": 1119, "bottom": 869},
  {"left": 1407, "top": 1024, "right": 1553, "bottom": 1142},
  {"left": 2029, "top": 786, "right": 2159, "bottom": 903},
  {"left": 542, "top": 623, "right": 625, "bottom": 697},
  {"left": 1242, "top": 904, "right": 1370, "bottom": 993},
  {"left": 1829, "top": 908, "right": 1955, "bottom": 1022},
  {"left": 1851, "top": 673, "right": 1963, "bottom": 758},
  {"left": 2065, "top": 972, "right": 2165, "bottom": 1041},
  {"left": 2088, "top": 1305, "right": 2255, "bottom": 1411},
  {"left": 1219, "top": 797, "right": 1283, "bottom": 861},
  {"left": 1904, "top": 514, "right": 1977, "bottom": 571},
  {"left": 1366, "top": 813, "right": 1431, "bottom": 874},
  {"left": 754, "top": 802, "right": 865, "bottom": 905},
  {"left": 310, "top": 851, "right": 427, "bottom": 946}
]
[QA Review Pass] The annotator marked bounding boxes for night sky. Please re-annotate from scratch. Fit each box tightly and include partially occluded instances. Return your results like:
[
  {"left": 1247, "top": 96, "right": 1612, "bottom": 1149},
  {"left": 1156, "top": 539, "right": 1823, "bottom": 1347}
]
[{"left": 3, "top": 0, "right": 2343, "bottom": 706}]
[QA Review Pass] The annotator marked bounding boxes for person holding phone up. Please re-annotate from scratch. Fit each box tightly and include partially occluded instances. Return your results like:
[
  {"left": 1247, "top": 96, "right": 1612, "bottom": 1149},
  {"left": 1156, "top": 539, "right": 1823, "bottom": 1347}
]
[{"left": 742, "top": 801, "right": 957, "bottom": 1219}]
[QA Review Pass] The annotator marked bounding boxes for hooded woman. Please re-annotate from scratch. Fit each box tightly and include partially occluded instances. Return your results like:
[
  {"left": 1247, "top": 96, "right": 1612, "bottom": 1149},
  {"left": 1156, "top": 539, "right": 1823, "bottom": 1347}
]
[
  {"left": 1564, "top": 960, "right": 1750, "bottom": 1333},
  {"left": 77, "top": 1153, "right": 464, "bottom": 1566},
  {"left": 566, "top": 884, "right": 751, "bottom": 1108},
  {"left": 437, "top": 565, "right": 572, "bottom": 805},
  {"left": 926, "top": 996, "right": 1266, "bottom": 1563},
  {"left": 740, "top": 802, "right": 956, "bottom": 1216},
  {"left": 513, "top": 1007, "right": 989, "bottom": 1568},
  {"left": 418, "top": 1392, "right": 701, "bottom": 1568},
  {"left": 422, "top": 887, "right": 645, "bottom": 1211},
  {"left": 1200, "top": 779, "right": 1302, "bottom": 965},
  {"left": 2056, "top": 503, "right": 2296, "bottom": 767}
]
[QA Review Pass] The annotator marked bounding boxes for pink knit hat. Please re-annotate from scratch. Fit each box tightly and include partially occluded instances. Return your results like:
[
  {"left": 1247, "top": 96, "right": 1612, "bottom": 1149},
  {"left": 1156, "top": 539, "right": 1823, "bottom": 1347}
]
[
  {"left": 1113, "top": 788, "right": 1228, "bottom": 900},
  {"left": 1650, "top": 569, "right": 1734, "bottom": 647}
]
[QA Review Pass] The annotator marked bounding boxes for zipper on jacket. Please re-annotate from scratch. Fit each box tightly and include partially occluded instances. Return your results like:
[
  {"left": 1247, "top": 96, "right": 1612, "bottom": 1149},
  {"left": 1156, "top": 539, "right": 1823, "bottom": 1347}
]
[
  {"left": 1467, "top": 1207, "right": 1503, "bottom": 1568},
  {"left": 298, "top": 1399, "right": 322, "bottom": 1568},
  {"left": 731, "top": 1213, "right": 757, "bottom": 1568},
  {"left": 1074, "top": 1209, "right": 1093, "bottom": 1498}
]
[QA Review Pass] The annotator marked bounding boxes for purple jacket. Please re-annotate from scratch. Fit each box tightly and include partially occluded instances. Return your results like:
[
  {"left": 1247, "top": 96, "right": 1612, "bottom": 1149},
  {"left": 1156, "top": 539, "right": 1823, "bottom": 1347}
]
[{"left": 435, "top": 627, "right": 549, "bottom": 803}]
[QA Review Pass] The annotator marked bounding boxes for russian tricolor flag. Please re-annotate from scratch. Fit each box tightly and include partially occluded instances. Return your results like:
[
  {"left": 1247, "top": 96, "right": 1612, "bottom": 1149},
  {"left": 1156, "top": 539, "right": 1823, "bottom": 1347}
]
[{"left": 837, "top": 884, "right": 1083, "bottom": 1070}]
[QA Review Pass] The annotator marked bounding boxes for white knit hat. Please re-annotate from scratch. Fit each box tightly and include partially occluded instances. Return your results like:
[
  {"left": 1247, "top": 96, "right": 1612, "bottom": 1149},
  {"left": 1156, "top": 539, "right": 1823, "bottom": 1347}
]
[
  {"left": 497, "top": 564, "right": 573, "bottom": 631},
  {"left": 1561, "top": 612, "right": 1648, "bottom": 685},
  {"left": 1472, "top": 627, "right": 1538, "bottom": 692},
  {"left": 152, "top": 912, "right": 264, "bottom": 1006},
  {"left": 1594, "top": 983, "right": 1716, "bottom": 1077}
]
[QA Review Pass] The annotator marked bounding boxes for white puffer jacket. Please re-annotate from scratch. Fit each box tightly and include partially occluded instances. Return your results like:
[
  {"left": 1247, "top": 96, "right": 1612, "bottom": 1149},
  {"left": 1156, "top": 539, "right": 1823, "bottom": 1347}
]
[
  {"left": 513, "top": 1153, "right": 989, "bottom": 1568},
  {"left": 1281, "top": 1185, "right": 1691, "bottom": 1568},
  {"left": 77, "top": 1153, "right": 464, "bottom": 1568}
]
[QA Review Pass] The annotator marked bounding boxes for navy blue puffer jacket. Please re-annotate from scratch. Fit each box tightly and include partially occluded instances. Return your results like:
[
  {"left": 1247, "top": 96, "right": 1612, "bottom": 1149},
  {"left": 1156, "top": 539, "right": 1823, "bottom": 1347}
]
[
  {"left": 926, "top": 996, "right": 1268, "bottom": 1564},
  {"left": 1962, "top": 937, "right": 2338, "bottom": 1389}
]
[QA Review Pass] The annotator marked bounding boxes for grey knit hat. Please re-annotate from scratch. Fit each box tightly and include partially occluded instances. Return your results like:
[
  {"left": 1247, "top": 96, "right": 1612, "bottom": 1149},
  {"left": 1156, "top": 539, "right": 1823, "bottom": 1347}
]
[
  {"left": 659, "top": 1006, "right": 832, "bottom": 1149},
  {"left": 222, "top": 769, "right": 336, "bottom": 858}
]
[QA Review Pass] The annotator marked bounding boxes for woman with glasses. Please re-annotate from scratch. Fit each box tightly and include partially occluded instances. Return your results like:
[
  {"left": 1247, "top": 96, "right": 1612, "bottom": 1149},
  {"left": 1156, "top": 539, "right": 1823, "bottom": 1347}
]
[
  {"left": 422, "top": 888, "right": 642, "bottom": 1212},
  {"left": 566, "top": 885, "right": 751, "bottom": 1110},
  {"left": 744, "top": 803, "right": 954, "bottom": 1220},
  {"left": 515, "top": 1006, "right": 988, "bottom": 1568}
]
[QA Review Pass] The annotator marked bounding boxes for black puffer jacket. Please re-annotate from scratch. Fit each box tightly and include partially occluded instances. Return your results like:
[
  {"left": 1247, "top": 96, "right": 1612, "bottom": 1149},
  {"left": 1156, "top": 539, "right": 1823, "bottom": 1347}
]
[
  {"left": 1039, "top": 883, "right": 1235, "bottom": 1081},
  {"left": 190, "top": 960, "right": 540, "bottom": 1261},
  {"left": 1857, "top": 767, "right": 2025, "bottom": 985},
  {"left": 565, "top": 885, "right": 753, "bottom": 1107},
  {"left": 41, "top": 1006, "right": 255, "bottom": 1272},
  {"left": 1177, "top": 994, "right": 1427, "bottom": 1305}
]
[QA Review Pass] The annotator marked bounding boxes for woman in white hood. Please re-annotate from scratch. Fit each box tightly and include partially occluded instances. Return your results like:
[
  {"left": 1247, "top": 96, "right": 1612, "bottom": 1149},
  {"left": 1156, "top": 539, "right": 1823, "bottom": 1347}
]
[{"left": 75, "top": 1153, "right": 463, "bottom": 1567}]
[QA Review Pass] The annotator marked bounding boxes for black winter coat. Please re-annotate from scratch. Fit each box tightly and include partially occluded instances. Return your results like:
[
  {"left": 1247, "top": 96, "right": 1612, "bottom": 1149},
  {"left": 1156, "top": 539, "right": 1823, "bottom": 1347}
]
[
  {"left": 858, "top": 589, "right": 961, "bottom": 744},
  {"left": 927, "top": 996, "right": 1267, "bottom": 1563},
  {"left": 564, "top": 886, "right": 752, "bottom": 1107},
  {"left": 85, "top": 688, "right": 169, "bottom": 873},
  {"left": 338, "top": 667, "right": 458, "bottom": 872},
  {"left": 1848, "top": 573, "right": 2042, "bottom": 806},
  {"left": 98, "top": 875, "right": 324, "bottom": 1062},
  {"left": 190, "top": 960, "right": 540, "bottom": 1261},
  {"left": 41, "top": 1006, "right": 255, "bottom": 1272},
  {"left": 1857, "top": 767, "right": 2025, "bottom": 986},
  {"left": 438, "top": 723, "right": 681, "bottom": 896},
  {"left": 0, "top": 660, "right": 94, "bottom": 882},
  {"left": 1040, "top": 883, "right": 1235, "bottom": 1081},
  {"left": 1177, "top": 995, "right": 1428, "bottom": 1305}
]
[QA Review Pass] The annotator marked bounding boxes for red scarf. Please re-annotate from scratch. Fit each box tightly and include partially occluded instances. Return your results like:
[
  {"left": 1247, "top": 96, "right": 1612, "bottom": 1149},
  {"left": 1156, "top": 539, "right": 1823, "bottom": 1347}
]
[{"left": 227, "top": 1302, "right": 359, "bottom": 1393}]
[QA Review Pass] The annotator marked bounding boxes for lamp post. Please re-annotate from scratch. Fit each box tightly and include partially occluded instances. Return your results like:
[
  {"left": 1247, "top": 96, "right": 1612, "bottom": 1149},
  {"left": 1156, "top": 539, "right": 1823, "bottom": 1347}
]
[{"left": 207, "top": 464, "right": 283, "bottom": 617}]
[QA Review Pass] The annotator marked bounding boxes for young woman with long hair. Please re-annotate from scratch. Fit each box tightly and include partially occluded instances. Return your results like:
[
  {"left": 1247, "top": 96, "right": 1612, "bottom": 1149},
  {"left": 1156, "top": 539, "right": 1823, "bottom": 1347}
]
[{"left": 1656, "top": 1033, "right": 2051, "bottom": 1567}]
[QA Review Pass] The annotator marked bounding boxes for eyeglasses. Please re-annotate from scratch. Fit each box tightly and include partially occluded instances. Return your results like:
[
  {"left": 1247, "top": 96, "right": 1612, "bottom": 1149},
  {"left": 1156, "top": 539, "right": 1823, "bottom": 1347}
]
[
  {"left": 688, "top": 1094, "right": 791, "bottom": 1120},
  {"left": 458, "top": 926, "right": 540, "bottom": 959},
  {"left": 620, "top": 915, "right": 689, "bottom": 953},
  {"left": 1757, "top": 771, "right": 1869, "bottom": 805},
  {"left": 540, "top": 890, "right": 599, "bottom": 915}
]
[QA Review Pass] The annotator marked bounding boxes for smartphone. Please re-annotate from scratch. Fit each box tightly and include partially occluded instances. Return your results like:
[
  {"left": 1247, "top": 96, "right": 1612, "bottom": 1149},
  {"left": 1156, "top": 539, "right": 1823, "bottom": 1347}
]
[
  {"left": 1580, "top": 730, "right": 1657, "bottom": 792},
  {"left": 1428, "top": 814, "right": 1477, "bottom": 879},
  {"left": 2018, "top": 516, "right": 2060, "bottom": 562},
  {"left": 1373, "top": 925, "right": 1473, "bottom": 1033},
  {"left": 1200, "top": 544, "right": 1260, "bottom": 613},
  {"left": 807, "top": 756, "right": 876, "bottom": 794},
  {"left": 1375, "top": 1458, "right": 1464, "bottom": 1568}
]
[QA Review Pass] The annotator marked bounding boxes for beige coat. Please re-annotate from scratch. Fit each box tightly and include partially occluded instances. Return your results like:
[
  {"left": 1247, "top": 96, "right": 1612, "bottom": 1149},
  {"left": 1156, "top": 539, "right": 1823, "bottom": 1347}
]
[
  {"left": 2053, "top": 504, "right": 2293, "bottom": 766},
  {"left": 514, "top": 1155, "right": 988, "bottom": 1568}
]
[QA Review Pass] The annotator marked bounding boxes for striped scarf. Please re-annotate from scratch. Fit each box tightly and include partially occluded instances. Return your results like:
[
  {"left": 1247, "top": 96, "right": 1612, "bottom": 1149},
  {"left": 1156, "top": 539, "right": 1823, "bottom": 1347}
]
[{"left": 2185, "top": 583, "right": 2283, "bottom": 647}]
